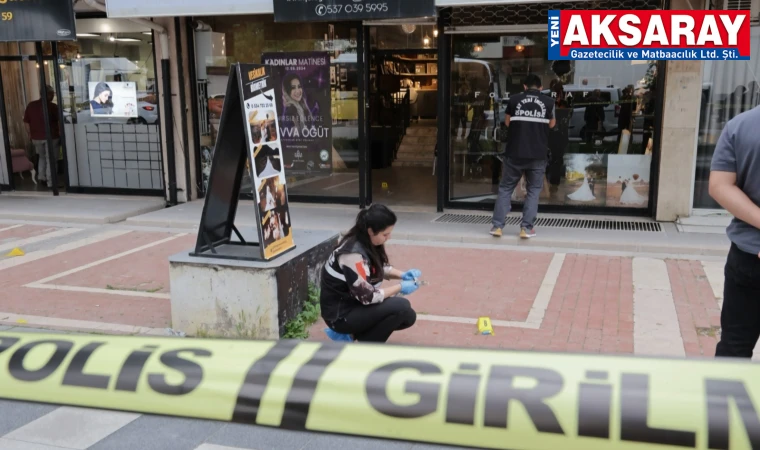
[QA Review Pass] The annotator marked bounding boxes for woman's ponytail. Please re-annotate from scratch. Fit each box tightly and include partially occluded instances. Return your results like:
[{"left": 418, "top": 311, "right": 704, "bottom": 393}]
[{"left": 356, "top": 208, "right": 369, "bottom": 231}]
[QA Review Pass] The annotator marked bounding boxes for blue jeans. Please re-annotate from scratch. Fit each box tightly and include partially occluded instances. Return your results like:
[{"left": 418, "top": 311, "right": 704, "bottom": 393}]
[{"left": 492, "top": 157, "right": 546, "bottom": 230}]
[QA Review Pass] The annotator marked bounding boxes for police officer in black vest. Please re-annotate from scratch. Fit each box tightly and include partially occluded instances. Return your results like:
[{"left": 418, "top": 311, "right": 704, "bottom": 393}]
[{"left": 491, "top": 74, "right": 556, "bottom": 239}]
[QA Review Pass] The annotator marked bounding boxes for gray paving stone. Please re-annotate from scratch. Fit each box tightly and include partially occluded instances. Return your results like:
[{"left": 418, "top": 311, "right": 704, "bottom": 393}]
[
  {"left": 0, "top": 328, "right": 55, "bottom": 334},
  {"left": 0, "top": 327, "right": 82, "bottom": 335},
  {"left": 307, "top": 435, "right": 474, "bottom": 450},
  {"left": 0, "top": 400, "right": 58, "bottom": 436},
  {"left": 0, "top": 194, "right": 165, "bottom": 224},
  {"left": 206, "top": 424, "right": 317, "bottom": 450},
  {"left": 306, "top": 433, "right": 414, "bottom": 450},
  {"left": 89, "top": 415, "right": 225, "bottom": 450},
  {"left": 4, "top": 406, "right": 139, "bottom": 449},
  {"left": 411, "top": 444, "right": 475, "bottom": 450},
  {"left": 0, "top": 439, "right": 69, "bottom": 450}
]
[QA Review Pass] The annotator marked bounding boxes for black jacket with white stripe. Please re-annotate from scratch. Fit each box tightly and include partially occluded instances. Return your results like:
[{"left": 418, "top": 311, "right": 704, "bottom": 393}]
[{"left": 319, "top": 238, "right": 392, "bottom": 324}]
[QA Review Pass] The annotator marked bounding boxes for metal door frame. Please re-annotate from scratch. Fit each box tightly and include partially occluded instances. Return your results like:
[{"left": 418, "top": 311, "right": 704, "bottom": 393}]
[{"left": 0, "top": 48, "right": 57, "bottom": 192}]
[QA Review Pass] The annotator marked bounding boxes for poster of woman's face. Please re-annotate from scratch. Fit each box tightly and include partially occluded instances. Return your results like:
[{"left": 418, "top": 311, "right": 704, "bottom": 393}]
[
  {"left": 281, "top": 72, "right": 318, "bottom": 132},
  {"left": 88, "top": 81, "right": 138, "bottom": 118}
]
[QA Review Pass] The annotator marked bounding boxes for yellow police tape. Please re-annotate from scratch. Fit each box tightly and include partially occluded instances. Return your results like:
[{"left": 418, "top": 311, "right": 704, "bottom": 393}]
[{"left": 0, "top": 331, "right": 759, "bottom": 449}]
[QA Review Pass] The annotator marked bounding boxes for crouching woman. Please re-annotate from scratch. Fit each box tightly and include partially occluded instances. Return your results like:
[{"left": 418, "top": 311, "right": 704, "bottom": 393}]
[{"left": 320, "top": 204, "right": 421, "bottom": 343}]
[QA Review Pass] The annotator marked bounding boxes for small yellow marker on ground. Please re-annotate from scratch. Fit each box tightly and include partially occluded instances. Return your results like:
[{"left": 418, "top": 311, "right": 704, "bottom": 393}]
[
  {"left": 16, "top": 319, "right": 27, "bottom": 324},
  {"left": 477, "top": 316, "right": 494, "bottom": 335},
  {"left": 5, "top": 248, "right": 24, "bottom": 257}
]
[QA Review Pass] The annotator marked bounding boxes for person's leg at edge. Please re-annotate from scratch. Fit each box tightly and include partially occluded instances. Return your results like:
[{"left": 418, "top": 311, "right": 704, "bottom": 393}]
[
  {"left": 33, "top": 141, "right": 48, "bottom": 184},
  {"left": 491, "top": 158, "right": 522, "bottom": 236},
  {"left": 520, "top": 162, "right": 545, "bottom": 238},
  {"left": 715, "top": 243, "right": 760, "bottom": 358},
  {"left": 332, "top": 297, "right": 417, "bottom": 343},
  {"left": 50, "top": 139, "right": 59, "bottom": 188}
]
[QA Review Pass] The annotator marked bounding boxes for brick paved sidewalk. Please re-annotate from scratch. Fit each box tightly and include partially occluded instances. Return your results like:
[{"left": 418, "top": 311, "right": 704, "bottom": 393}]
[
  {"left": 0, "top": 221, "right": 736, "bottom": 359},
  {"left": 310, "top": 244, "right": 730, "bottom": 358}
]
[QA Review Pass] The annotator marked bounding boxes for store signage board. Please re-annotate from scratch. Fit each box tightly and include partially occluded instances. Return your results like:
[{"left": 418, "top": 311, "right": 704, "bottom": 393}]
[
  {"left": 192, "top": 63, "right": 296, "bottom": 262},
  {"left": 106, "top": 0, "right": 273, "bottom": 18},
  {"left": 104, "top": 0, "right": 571, "bottom": 18},
  {"left": 0, "top": 0, "right": 76, "bottom": 42},
  {"left": 273, "top": 0, "right": 436, "bottom": 23}
]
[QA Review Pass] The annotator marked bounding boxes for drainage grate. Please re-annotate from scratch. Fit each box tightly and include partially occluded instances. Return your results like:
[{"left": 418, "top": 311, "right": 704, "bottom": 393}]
[{"left": 433, "top": 214, "right": 663, "bottom": 232}]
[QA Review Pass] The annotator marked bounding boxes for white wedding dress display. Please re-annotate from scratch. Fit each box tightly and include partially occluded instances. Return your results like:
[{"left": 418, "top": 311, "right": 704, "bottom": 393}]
[
  {"left": 620, "top": 182, "right": 647, "bottom": 205},
  {"left": 567, "top": 177, "right": 596, "bottom": 201},
  {"left": 259, "top": 158, "right": 279, "bottom": 179},
  {"left": 265, "top": 187, "right": 276, "bottom": 211}
]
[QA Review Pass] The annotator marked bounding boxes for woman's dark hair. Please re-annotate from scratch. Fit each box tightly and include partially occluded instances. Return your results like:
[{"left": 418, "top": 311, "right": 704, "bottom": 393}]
[
  {"left": 283, "top": 73, "right": 302, "bottom": 96},
  {"left": 340, "top": 204, "right": 397, "bottom": 277},
  {"left": 93, "top": 82, "right": 114, "bottom": 106}
]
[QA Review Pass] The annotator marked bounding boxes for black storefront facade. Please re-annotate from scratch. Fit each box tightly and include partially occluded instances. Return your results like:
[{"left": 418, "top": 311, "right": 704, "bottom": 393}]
[{"left": 180, "top": 0, "right": 667, "bottom": 216}]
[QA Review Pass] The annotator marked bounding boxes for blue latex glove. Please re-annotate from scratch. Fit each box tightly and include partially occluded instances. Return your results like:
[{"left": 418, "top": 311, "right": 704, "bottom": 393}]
[
  {"left": 401, "top": 269, "right": 422, "bottom": 281},
  {"left": 400, "top": 280, "right": 419, "bottom": 296}
]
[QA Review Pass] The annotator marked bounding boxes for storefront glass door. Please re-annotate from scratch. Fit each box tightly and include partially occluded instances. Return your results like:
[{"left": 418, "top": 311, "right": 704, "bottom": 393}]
[
  {"left": 191, "top": 15, "right": 363, "bottom": 203},
  {"left": 57, "top": 24, "right": 164, "bottom": 195},
  {"left": 447, "top": 30, "right": 661, "bottom": 214},
  {"left": 0, "top": 42, "right": 61, "bottom": 192},
  {"left": 367, "top": 23, "right": 439, "bottom": 208}
]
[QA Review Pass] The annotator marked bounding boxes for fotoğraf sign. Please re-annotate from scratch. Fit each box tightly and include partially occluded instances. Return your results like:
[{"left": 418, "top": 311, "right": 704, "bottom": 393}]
[
  {"left": 0, "top": 0, "right": 76, "bottom": 42},
  {"left": 548, "top": 10, "right": 751, "bottom": 60},
  {"left": 273, "top": 0, "right": 436, "bottom": 23}
]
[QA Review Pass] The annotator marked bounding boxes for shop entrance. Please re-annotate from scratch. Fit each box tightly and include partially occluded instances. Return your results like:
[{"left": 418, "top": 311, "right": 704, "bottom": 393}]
[
  {"left": 446, "top": 29, "right": 657, "bottom": 215},
  {"left": 0, "top": 42, "right": 65, "bottom": 193},
  {"left": 367, "top": 23, "right": 439, "bottom": 208}
]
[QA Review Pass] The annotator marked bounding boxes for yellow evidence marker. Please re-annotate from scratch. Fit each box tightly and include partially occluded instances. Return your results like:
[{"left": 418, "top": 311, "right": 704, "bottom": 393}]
[
  {"left": 5, "top": 248, "right": 24, "bottom": 257},
  {"left": 477, "top": 316, "right": 494, "bottom": 335}
]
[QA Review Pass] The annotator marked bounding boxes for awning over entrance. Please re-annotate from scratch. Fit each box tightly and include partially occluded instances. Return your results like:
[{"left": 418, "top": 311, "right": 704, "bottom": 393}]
[{"left": 104, "top": 0, "right": 586, "bottom": 18}]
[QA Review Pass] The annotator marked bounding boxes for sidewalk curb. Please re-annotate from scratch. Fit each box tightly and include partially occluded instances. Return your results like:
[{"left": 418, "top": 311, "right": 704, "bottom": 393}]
[
  {"left": 392, "top": 232, "right": 730, "bottom": 257},
  {"left": 123, "top": 218, "right": 730, "bottom": 258},
  {"left": 0, "top": 313, "right": 167, "bottom": 337},
  {"left": 0, "top": 203, "right": 165, "bottom": 224}
]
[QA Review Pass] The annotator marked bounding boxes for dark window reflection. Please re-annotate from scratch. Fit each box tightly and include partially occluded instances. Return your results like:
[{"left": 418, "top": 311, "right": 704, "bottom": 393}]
[
  {"left": 449, "top": 32, "right": 658, "bottom": 210},
  {"left": 694, "top": 28, "right": 760, "bottom": 209}
]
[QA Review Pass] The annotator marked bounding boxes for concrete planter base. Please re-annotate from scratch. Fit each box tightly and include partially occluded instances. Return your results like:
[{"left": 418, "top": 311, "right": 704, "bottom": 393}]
[{"left": 169, "top": 229, "right": 339, "bottom": 339}]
